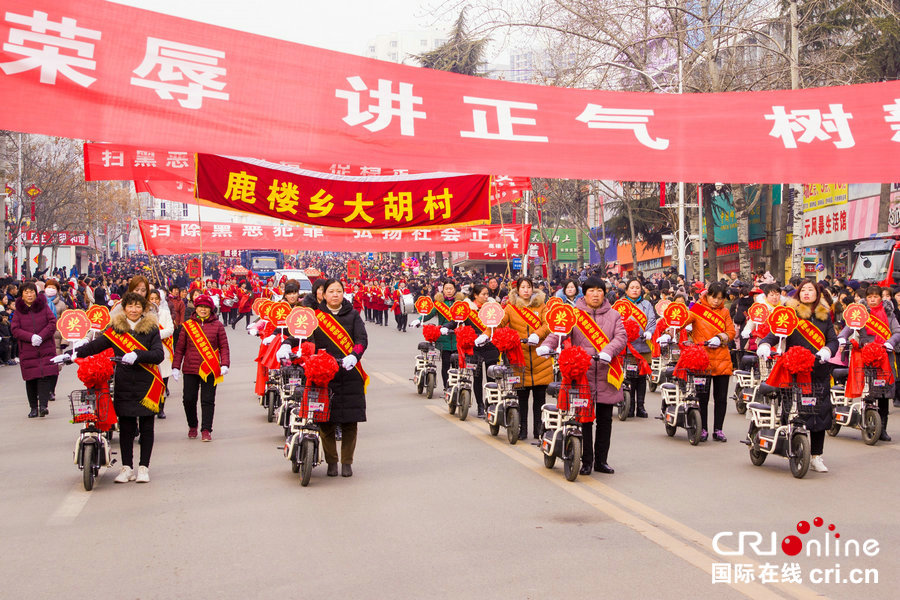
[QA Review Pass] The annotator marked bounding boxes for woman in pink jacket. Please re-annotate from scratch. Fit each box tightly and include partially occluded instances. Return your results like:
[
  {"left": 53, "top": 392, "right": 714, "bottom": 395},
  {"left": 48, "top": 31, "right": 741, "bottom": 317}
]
[{"left": 539, "top": 278, "right": 626, "bottom": 476}]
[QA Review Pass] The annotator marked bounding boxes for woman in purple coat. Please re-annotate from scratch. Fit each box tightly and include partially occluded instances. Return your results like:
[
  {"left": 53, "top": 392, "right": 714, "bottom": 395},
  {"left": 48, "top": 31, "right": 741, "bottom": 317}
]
[
  {"left": 539, "top": 278, "right": 626, "bottom": 475},
  {"left": 10, "top": 282, "right": 58, "bottom": 418}
]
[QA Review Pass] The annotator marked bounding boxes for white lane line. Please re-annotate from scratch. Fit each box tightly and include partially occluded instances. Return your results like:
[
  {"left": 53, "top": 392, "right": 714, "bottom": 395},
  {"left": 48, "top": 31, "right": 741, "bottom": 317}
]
[
  {"left": 426, "top": 406, "right": 828, "bottom": 600},
  {"left": 46, "top": 484, "right": 93, "bottom": 526},
  {"left": 370, "top": 372, "right": 393, "bottom": 385}
]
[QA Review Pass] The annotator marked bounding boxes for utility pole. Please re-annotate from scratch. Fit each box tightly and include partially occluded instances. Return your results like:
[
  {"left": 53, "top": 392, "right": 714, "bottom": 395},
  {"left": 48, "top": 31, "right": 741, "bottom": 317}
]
[{"left": 788, "top": 0, "right": 804, "bottom": 280}]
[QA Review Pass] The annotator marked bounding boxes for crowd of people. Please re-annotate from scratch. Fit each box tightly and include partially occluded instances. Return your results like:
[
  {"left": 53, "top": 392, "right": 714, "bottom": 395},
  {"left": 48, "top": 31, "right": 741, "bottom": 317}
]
[{"left": 3, "top": 249, "right": 897, "bottom": 484}]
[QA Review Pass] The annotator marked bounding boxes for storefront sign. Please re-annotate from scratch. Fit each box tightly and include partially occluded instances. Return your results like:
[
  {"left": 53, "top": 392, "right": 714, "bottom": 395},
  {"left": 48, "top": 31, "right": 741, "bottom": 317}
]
[
  {"left": 802, "top": 184, "right": 848, "bottom": 212},
  {"left": 802, "top": 195, "right": 879, "bottom": 247},
  {"left": 22, "top": 230, "right": 89, "bottom": 246}
]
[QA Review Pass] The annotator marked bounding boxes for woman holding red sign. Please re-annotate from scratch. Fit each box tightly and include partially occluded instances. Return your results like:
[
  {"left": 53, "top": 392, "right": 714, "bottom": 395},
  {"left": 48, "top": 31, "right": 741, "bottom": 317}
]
[
  {"left": 467, "top": 284, "right": 500, "bottom": 418},
  {"left": 678, "top": 282, "right": 736, "bottom": 443},
  {"left": 758, "top": 279, "right": 838, "bottom": 472},
  {"left": 499, "top": 277, "right": 552, "bottom": 440},
  {"left": 412, "top": 280, "right": 464, "bottom": 391},
  {"left": 621, "top": 279, "right": 658, "bottom": 418},
  {"left": 11, "top": 282, "right": 58, "bottom": 418},
  {"left": 172, "top": 294, "right": 230, "bottom": 442},
  {"left": 835, "top": 285, "right": 900, "bottom": 442}
]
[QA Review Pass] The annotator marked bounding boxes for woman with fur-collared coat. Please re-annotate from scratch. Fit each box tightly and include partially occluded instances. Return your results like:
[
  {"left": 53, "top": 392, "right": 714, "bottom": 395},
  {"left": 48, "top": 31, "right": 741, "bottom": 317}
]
[
  {"left": 758, "top": 279, "right": 838, "bottom": 474},
  {"left": 58, "top": 292, "right": 165, "bottom": 483},
  {"left": 499, "top": 277, "right": 552, "bottom": 440}
]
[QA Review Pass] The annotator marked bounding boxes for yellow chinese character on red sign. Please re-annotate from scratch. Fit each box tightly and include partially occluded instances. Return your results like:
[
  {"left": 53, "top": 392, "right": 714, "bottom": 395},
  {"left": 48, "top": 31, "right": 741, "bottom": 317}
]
[
  {"left": 384, "top": 191, "right": 413, "bottom": 223},
  {"left": 424, "top": 188, "right": 452, "bottom": 220},
  {"left": 344, "top": 193, "right": 374, "bottom": 224},
  {"left": 308, "top": 189, "right": 334, "bottom": 218},
  {"left": 224, "top": 171, "right": 258, "bottom": 204},
  {"left": 267, "top": 180, "right": 300, "bottom": 214}
]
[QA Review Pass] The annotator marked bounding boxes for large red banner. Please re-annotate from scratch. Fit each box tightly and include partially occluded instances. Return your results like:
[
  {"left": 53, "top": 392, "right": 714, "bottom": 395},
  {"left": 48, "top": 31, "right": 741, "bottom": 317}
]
[
  {"left": 3, "top": 1, "right": 900, "bottom": 182},
  {"left": 138, "top": 220, "right": 531, "bottom": 256},
  {"left": 194, "top": 154, "right": 491, "bottom": 229}
]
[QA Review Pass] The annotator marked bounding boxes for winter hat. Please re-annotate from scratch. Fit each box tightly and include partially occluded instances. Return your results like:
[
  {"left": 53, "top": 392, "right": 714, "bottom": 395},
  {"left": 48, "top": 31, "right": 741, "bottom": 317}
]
[{"left": 193, "top": 294, "right": 215, "bottom": 310}]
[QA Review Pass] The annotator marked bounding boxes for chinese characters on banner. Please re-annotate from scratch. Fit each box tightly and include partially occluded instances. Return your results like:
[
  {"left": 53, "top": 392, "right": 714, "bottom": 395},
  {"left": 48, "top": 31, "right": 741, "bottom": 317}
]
[
  {"left": 194, "top": 154, "right": 491, "bottom": 229},
  {"left": 22, "top": 230, "right": 89, "bottom": 245},
  {"left": 138, "top": 220, "right": 531, "bottom": 256},
  {"left": 801, "top": 195, "right": 879, "bottom": 247},
  {"left": 1, "top": 1, "right": 900, "bottom": 182}
]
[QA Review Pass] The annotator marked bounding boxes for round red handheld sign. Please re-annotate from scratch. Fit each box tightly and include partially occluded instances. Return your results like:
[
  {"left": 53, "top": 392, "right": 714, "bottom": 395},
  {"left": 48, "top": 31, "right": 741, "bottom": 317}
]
[
  {"left": 545, "top": 296, "right": 563, "bottom": 308},
  {"left": 663, "top": 303, "right": 689, "bottom": 328},
  {"left": 747, "top": 303, "right": 770, "bottom": 325},
  {"left": 478, "top": 302, "right": 505, "bottom": 328},
  {"left": 57, "top": 309, "right": 91, "bottom": 340},
  {"left": 546, "top": 304, "right": 576, "bottom": 334},
  {"left": 86, "top": 304, "right": 111, "bottom": 331},
  {"left": 285, "top": 306, "right": 318, "bottom": 338},
  {"left": 414, "top": 296, "right": 434, "bottom": 315},
  {"left": 767, "top": 305, "right": 799, "bottom": 337},
  {"left": 450, "top": 301, "right": 469, "bottom": 322},
  {"left": 842, "top": 303, "right": 869, "bottom": 330},
  {"left": 270, "top": 301, "right": 291, "bottom": 327}
]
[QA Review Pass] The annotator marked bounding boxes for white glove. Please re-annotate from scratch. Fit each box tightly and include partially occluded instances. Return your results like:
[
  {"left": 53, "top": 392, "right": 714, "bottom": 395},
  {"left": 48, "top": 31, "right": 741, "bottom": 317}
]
[
  {"left": 535, "top": 345, "right": 551, "bottom": 357},
  {"left": 657, "top": 334, "right": 671, "bottom": 345},
  {"left": 121, "top": 351, "right": 138, "bottom": 365},
  {"left": 707, "top": 336, "right": 721, "bottom": 348},
  {"left": 171, "top": 369, "right": 181, "bottom": 382},
  {"left": 50, "top": 354, "right": 69, "bottom": 364},
  {"left": 262, "top": 334, "right": 276, "bottom": 345},
  {"left": 342, "top": 355, "right": 358, "bottom": 370},
  {"left": 837, "top": 337, "right": 846, "bottom": 346},
  {"left": 884, "top": 342, "right": 894, "bottom": 352},
  {"left": 275, "top": 344, "right": 292, "bottom": 362},
  {"left": 741, "top": 330, "right": 751, "bottom": 339},
  {"left": 410, "top": 319, "right": 421, "bottom": 328},
  {"left": 686, "top": 324, "right": 693, "bottom": 332},
  {"left": 475, "top": 334, "right": 489, "bottom": 347},
  {"left": 597, "top": 351, "right": 611, "bottom": 363},
  {"left": 757, "top": 345, "right": 771, "bottom": 360},
  {"left": 644, "top": 331, "right": 652, "bottom": 340},
  {"left": 816, "top": 348, "right": 832, "bottom": 362},
  {"left": 247, "top": 324, "right": 260, "bottom": 336},
  {"left": 527, "top": 333, "right": 540, "bottom": 345},
  {"left": 31, "top": 334, "right": 42, "bottom": 347},
  {"left": 73, "top": 338, "right": 88, "bottom": 350},
  {"left": 440, "top": 327, "right": 449, "bottom": 336},
  {"left": 220, "top": 366, "right": 229, "bottom": 375}
]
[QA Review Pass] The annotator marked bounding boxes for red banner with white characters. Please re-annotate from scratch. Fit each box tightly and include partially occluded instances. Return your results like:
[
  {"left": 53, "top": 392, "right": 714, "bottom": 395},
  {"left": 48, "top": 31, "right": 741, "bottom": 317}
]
[
  {"left": 194, "top": 154, "right": 491, "bottom": 229},
  {"left": 87, "top": 143, "right": 531, "bottom": 205},
  {"left": 139, "top": 220, "right": 530, "bottom": 256},
  {"left": 2, "top": 1, "right": 900, "bottom": 183}
]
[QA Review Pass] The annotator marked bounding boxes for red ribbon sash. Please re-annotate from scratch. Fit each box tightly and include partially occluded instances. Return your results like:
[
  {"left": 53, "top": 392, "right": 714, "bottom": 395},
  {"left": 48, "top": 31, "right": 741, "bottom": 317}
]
[
  {"left": 511, "top": 304, "right": 543, "bottom": 331},
  {"left": 467, "top": 309, "right": 487, "bottom": 334},
  {"left": 433, "top": 300, "right": 454, "bottom": 322},
  {"left": 160, "top": 325, "right": 174, "bottom": 361},
  {"left": 183, "top": 319, "right": 223, "bottom": 385},
  {"left": 865, "top": 312, "right": 892, "bottom": 344},
  {"left": 104, "top": 329, "right": 165, "bottom": 413},
  {"left": 575, "top": 309, "right": 624, "bottom": 390},
  {"left": 689, "top": 303, "right": 727, "bottom": 334},
  {"left": 795, "top": 319, "right": 826, "bottom": 351},
  {"left": 316, "top": 311, "right": 369, "bottom": 391}
]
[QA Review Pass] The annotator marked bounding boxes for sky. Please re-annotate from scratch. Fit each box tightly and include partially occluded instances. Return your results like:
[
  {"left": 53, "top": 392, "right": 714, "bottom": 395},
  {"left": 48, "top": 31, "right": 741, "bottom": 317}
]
[{"left": 109, "top": 0, "right": 452, "bottom": 56}]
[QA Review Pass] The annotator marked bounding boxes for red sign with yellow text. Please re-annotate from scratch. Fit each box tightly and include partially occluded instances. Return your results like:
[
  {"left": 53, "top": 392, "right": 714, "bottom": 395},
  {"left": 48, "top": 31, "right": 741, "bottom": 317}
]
[
  {"left": 545, "top": 296, "right": 562, "bottom": 308},
  {"left": 842, "top": 303, "right": 869, "bottom": 330},
  {"left": 86, "top": 305, "right": 110, "bottom": 331},
  {"left": 415, "top": 296, "right": 434, "bottom": 315},
  {"left": 546, "top": 304, "right": 576, "bottom": 334},
  {"left": 195, "top": 154, "right": 491, "bottom": 230},
  {"left": 747, "top": 303, "right": 770, "bottom": 325},
  {"left": 285, "top": 307, "right": 318, "bottom": 338},
  {"left": 270, "top": 301, "right": 291, "bottom": 326},
  {"left": 450, "top": 301, "right": 470, "bottom": 322},
  {"left": 664, "top": 303, "right": 689, "bottom": 328},
  {"left": 768, "top": 306, "right": 799, "bottom": 337},
  {"left": 57, "top": 309, "right": 91, "bottom": 340},
  {"left": 478, "top": 302, "right": 505, "bottom": 328},
  {"left": 251, "top": 297, "right": 265, "bottom": 315}
]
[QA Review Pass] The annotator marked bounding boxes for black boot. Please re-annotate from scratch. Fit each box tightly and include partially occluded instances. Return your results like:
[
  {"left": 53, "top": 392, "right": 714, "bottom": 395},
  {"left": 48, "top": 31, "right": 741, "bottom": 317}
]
[
  {"left": 880, "top": 414, "right": 891, "bottom": 442},
  {"left": 579, "top": 463, "right": 592, "bottom": 476},
  {"left": 636, "top": 398, "right": 648, "bottom": 418},
  {"left": 157, "top": 399, "right": 166, "bottom": 419},
  {"left": 39, "top": 407, "right": 49, "bottom": 417},
  {"left": 28, "top": 407, "right": 38, "bottom": 418}
]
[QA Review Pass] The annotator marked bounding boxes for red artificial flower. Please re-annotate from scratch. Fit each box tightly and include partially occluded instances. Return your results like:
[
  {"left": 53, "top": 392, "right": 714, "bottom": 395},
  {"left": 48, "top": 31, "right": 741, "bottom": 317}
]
[
  {"left": 783, "top": 345, "right": 815, "bottom": 375},
  {"left": 861, "top": 341, "right": 887, "bottom": 368},
  {"left": 623, "top": 319, "right": 640, "bottom": 343},
  {"left": 75, "top": 348, "right": 115, "bottom": 389},
  {"left": 559, "top": 345, "right": 593, "bottom": 382},
  {"left": 305, "top": 350, "right": 339, "bottom": 387},
  {"left": 422, "top": 324, "right": 441, "bottom": 343},
  {"left": 673, "top": 344, "right": 710, "bottom": 379},
  {"left": 491, "top": 326, "right": 525, "bottom": 367}
]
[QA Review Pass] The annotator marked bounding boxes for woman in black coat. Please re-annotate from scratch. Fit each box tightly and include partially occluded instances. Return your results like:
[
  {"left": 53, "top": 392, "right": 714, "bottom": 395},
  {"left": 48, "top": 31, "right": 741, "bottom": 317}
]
[
  {"left": 311, "top": 279, "right": 368, "bottom": 478},
  {"left": 757, "top": 279, "right": 838, "bottom": 474},
  {"left": 56, "top": 292, "right": 165, "bottom": 484}
]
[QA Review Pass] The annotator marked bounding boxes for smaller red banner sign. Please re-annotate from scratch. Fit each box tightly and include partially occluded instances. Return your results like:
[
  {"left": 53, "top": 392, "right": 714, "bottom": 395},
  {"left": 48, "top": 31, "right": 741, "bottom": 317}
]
[
  {"left": 546, "top": 304, "right": 576, "bottom": 334},
  {"left": 664, "top": 303, "right": 689, "bottom": 328},
  {"left": 57, "top": 310, "right": 92, "bottom": 340},
  {"left": 747, "top": 303, "right": 770, "bottom": 325},
  {"left": 270, "top": 302, "right": 291, "bottom": 326},
  {"left": 86, "top": 305, "right": 111, "bottom": 331},
  {"left": 450, "top": 301, "right": 469, "bottom": 322},
  {"left": 655, "top": 299, "right": 671, "bottom": 316},
  {"left": 22, "top": 230, "right": 90, "bottom": 246},
  {"left": 187, "top": 258, "right": 202, "bottom": 279},
  {"left": 286, "top": 307, "right": 318, "bottom": 338},
  {"left": 768, "top": 306, "right": 799, "bottom": 337},
  {"left": 842, "top": 303, "right": 869, "bottom": 330},
  {"left": 478, "top": 302, "right": 505, "bottom": 328},
  {"left": 415, "top": 296, "right": 434, "bottom": 315},
  {"left": 347, "top": 260, "right": 361, "bottom": 280},
  {"left": 545, "top": 297, "right": 562, "bottom": 308}
]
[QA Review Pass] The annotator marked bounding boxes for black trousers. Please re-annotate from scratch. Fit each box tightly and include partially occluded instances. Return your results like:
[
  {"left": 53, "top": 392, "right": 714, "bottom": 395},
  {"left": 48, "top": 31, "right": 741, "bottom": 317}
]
[
  {"left": 182, "top": 373, "right": 217, "bottom": 431},
  {"left": 365, "top": 307, "right": 372, "bottom": 321},
  {"left": 221, "top": 310, "right": 230, "bottom": 325},
  {"left": 878, "top": 397, "right": 890, "bottom": 431},
  {"left": 582, "top": 403, "right": 614, "bottom": 467},
  {"left": 810, "top": 428, "right": 825, "bottom": 456},
  {"left": 374, "top": 310, "right": 383, "bottom": 325},
  {"left": 631, "top": 376, "right": 647, "bottom": 413},
  {"left": 517, "top": 384, "right": 547, "bottom": 437},
  {"left": 25, "top": 376, "right": 54, "bottom": 409},
  {"left": 231, "top": 311, "right": 250, "bottom": 328},
  {"left": 440, "top": 349, "right": 454, "bottom": 388},
  {"left": 473, "top": 358, "right": 497, "bottom": 410},
  {"left": 696, "top": 374, "right": 729, "bottom": 432},
  {"left": 395, "top": 313, "right": 408, "bottom": 331},
  {"left": 119, "top": 415, "right": 155, "bottom": 468}
]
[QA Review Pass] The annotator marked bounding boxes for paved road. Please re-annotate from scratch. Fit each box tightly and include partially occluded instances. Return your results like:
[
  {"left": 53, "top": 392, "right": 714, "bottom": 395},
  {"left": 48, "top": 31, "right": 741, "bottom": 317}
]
[{"left": 1, "top": 320, "right": 897, "bottom": 599}]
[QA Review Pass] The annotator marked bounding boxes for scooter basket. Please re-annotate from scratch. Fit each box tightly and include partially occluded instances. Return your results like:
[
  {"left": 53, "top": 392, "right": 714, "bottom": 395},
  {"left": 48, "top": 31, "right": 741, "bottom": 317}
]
[
  {"left": 279, "top": 365, "right": 305, "bottom": 395},
  {"left": 300, "top": 387, "right": 331, "bottom": 423},
  {"left": 776, "top": 382, "right": 828, "bottom": 417},
  {"left": 69, "top": 388, "right": 111, "bottom": 423},
  {"left": 555, "top": 384, "right": 594, "bottom": 423}
]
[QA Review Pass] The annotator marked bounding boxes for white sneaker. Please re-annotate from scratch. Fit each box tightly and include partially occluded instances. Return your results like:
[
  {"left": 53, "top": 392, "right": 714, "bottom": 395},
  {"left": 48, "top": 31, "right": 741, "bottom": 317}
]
[
  {"left": 135, "top": 466, "right": 150, "bottom": 483},
  {"left": 810, "top": 456, "right": 829, "bottom": 473},
  {"left": 114, "top": 466, "right": 135, "bottom": 483}
]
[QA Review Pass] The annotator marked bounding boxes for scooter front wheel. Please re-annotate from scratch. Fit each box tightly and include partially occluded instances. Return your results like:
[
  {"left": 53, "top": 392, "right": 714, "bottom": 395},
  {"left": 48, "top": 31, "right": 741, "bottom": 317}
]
[
  {"left": 563, "top": 436, "right": 582, "bottom": 482},
  {"left": 416, "top": 371, "right": 424, "bottom": 395},
  {"left": 457, "top": 388, "right": 471, "bottom": 421},
  {"left": 687, "top": 408, "right": 702, "bottom": 446},
  {"left": 425, "top": 373, "right": 435, "bottom": 399},
  {"left": 543, "top": 450, "right": 556, "bottom": 469},
  {"left": 266, "top": 391, "right": 277, "bottom": 423},
  {"left": 617, "top": 388, "right": 631, "bottom": 422},
  {"left": 734, "top": 385, "right": 747, "bottom": 415},
  {"left": 82, "top": 444, "right": 95, "bottom": 491},
  {"left": 789, "top": 433, "right": 810, "bottom": 479},
  {"left": 506, "top": 408, "right": 520, "bottom": 445}
]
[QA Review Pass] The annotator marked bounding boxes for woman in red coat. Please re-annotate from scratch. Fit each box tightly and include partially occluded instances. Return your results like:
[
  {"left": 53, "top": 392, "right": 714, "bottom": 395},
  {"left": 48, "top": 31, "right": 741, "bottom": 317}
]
[
  {"left": 10, "top": 282, "right": 58, "bottom": 418},
  {"left": 392, "top": 280, "right": 410, "bottom": 332},
  {"left": 233, "top": 281, "right": 254, "bottom": 330}
]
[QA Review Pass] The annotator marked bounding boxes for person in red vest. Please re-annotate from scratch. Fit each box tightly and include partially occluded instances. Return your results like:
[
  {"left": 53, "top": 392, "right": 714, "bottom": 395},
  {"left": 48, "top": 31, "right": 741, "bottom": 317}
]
[
  {"left": 220, "top": 276, "right": 237, "bottom": 325},
  {"left": 392, "top": 279, "right": 410, "bottom": 332},
  {"left": 234, "top": 281, "right": 255, "bottom": 330},
  {"left": 172, "top": 294, "right": 230, "bottom": 442}
]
